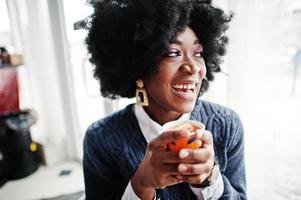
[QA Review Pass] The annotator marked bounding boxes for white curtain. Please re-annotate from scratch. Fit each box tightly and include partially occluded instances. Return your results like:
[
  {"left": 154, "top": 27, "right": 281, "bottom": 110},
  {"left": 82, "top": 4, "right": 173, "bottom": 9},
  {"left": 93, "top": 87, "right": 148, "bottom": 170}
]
[{"left": 225, "top": 0, "right": 301, "bottom": 199}]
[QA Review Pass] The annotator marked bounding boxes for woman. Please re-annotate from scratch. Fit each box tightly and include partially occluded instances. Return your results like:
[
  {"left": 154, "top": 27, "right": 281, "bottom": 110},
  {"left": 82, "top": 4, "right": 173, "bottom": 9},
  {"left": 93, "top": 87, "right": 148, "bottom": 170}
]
[{"left": 83, "top": 0, "right": 246, "bottom": 199}]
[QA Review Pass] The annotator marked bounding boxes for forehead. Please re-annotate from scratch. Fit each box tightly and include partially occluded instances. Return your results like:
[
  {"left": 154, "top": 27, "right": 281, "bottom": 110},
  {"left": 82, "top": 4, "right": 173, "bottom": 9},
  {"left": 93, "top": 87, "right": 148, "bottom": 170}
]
[{"left": 171, "top": 27, "right": 200, "bottom": 45}]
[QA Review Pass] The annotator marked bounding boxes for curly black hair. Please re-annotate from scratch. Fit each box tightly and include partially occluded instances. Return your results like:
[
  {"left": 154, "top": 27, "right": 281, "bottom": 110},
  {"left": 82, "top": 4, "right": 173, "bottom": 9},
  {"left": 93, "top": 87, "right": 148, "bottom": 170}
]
[{"left": 86, "top": 0, "right": 232, "bottom": 99}]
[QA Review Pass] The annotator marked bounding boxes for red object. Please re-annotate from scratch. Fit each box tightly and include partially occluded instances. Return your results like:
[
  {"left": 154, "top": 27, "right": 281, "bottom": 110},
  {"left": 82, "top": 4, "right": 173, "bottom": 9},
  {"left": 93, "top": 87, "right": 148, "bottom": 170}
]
[{"left": 0, "top": 67, "right": 20, "bottom": 115}]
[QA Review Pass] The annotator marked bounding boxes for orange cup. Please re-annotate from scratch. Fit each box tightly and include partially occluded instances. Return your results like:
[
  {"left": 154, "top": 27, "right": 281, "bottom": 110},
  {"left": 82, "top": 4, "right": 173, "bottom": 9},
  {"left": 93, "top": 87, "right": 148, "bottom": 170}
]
[{"left": 162, "top": 120, "right": 205, "bottom": 152}]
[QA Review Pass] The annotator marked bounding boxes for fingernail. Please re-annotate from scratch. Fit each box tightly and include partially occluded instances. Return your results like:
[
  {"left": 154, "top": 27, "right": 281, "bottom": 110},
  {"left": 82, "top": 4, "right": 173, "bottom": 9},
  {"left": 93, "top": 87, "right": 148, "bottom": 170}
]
[
  {"left": 203, "top": 133, "right": 210, "bottom": 142},
  {"left": 179, "top": 150, "right": 189, "bottom": 158},
  {"left": 196, "top": 129, "right": 203, "bottom": 138},
  {"left": 179, "top": 164, "right": 188, "bottom": 172}
]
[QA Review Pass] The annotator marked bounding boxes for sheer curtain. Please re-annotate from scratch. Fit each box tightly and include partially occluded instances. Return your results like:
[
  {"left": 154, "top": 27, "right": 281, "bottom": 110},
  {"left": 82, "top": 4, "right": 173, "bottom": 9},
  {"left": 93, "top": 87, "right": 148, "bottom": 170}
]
[{"left": 225, "top": 0, "right": 301, "bottom": 199}]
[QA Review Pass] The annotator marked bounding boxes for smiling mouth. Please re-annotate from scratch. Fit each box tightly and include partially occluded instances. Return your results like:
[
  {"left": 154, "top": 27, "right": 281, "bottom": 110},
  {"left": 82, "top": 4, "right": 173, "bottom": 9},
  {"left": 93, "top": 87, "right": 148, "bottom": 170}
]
[{"left": 172, "top": 83, "right": 197, "bottom": 94}]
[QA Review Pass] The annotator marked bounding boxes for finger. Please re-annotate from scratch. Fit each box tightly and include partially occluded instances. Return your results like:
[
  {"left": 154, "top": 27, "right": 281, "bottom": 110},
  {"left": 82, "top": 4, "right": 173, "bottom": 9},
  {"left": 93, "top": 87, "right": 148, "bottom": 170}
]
[
  {"left": 149, "top": 130, "right": 191, "bottom": 149},
  {"left": 165, "top": 175, "right": 184, "bottom": 187},
  {"left": 156, "top": 175, "right": 183, "bottom": 189},
  {"left": 178, "top": 162, "right": 213, "bottom": 175},
  {"left": 182, "top": 174, "right": 208, "bottom": 185},
  {"left": 195, "top": 129, "right": 203, "bottom": 139},
  {"left": 200, "top": 130, "right": 213, "bottom": 146},
  {"left": 156, "top": 151, "right": 181, "bottom": 164},
  {"left": 158, "top": 164, "right": 179, "bottom": 175},
  {"left": 178, "top": 148, "right": 211, "bottom": 163}
]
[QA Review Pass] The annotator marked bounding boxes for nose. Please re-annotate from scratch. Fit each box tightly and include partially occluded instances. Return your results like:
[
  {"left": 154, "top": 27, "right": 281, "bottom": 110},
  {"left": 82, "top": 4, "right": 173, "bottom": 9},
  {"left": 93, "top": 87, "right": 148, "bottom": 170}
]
[{"left": 180, "top": 56, "right": 203, "bottom": 74}]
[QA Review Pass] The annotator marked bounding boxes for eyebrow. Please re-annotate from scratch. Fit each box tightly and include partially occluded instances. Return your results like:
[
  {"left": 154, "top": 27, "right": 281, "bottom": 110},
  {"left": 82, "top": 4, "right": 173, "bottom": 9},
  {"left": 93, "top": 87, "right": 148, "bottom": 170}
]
[{"left": 170, "top": 38, "right": 200, "bottom": 45}]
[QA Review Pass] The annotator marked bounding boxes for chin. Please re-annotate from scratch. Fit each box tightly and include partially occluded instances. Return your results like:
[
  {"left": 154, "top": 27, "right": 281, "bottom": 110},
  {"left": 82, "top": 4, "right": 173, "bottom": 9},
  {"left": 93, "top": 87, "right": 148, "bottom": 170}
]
[{"left": 175, "top": 101, "right": 197, "bottom": 114}]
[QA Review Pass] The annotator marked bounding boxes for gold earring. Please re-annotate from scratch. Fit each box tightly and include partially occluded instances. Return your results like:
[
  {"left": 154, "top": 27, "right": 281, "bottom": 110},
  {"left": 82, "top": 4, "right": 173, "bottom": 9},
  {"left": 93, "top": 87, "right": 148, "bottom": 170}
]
[{"left": 135, "top": 79, "right": 149, "bottom": 106}]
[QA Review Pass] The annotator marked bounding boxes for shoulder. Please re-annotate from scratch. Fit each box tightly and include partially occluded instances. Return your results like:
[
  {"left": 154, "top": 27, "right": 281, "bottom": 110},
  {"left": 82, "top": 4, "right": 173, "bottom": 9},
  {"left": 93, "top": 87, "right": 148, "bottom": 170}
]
[
  {"left": 192, "top": 99, "right": 241, "bottom": 124},
  {"left": 84, "top": 104, "right": 136, "bottom": 149},
  {"left": 192, "top": 100, "right": 244, "bottom": 151}
]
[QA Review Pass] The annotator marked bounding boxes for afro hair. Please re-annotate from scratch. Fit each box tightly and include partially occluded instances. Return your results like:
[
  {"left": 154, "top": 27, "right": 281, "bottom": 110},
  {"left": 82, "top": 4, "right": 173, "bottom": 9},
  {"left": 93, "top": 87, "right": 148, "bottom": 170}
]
[{"left": 86, "top": 0, "right": 232, "bottom": 99}]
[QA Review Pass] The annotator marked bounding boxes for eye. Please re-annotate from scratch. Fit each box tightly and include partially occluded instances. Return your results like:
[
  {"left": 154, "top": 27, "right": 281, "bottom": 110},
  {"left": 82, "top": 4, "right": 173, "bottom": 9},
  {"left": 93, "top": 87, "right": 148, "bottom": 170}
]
[
  {"left": 165, "top": 50, "right": 181, "bottom": 57},
  {"left": 194, "top": 51, "right": 203, "bottom": 58}
]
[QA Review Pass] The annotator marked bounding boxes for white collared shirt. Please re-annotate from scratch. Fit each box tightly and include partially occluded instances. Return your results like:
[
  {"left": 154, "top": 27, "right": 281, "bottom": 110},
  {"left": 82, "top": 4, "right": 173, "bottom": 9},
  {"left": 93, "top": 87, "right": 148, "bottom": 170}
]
[{"left": 121, "top": 104, "right": 224, "bottom": 200}]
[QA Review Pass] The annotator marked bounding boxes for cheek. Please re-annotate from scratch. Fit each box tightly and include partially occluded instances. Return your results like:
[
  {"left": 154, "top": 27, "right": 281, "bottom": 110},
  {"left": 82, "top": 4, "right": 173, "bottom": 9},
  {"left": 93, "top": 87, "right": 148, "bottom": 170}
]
[
  {"left": 157, "top": 74, "right": 171, "bottom": 85},
  {"left": 148, "top": 73, "right": 169, "bottom": 87},
  {"left": 144, "top": 73, "right": 170, "bottom": 95},
  {"left": 154, "top": 66, "right": 175, "bottom": 85},
  {"left": 201, "top": 64, "right": 207, "bottom": 78}
]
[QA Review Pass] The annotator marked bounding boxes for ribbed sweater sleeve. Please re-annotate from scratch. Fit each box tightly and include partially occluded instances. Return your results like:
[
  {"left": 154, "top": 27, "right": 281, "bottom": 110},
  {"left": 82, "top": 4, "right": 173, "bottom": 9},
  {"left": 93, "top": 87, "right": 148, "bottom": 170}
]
[
  {"left": 83, "top": 122, "right": 123, "bottom": 199},
  {"left": 191, "top": 100, "right": 247, "bottom": 200},
  {"left": 83, "top": 106, "right": 146, "bottom": 200},
  {"left": 219, "top": 115, "right": 246, "bottom": 200}
]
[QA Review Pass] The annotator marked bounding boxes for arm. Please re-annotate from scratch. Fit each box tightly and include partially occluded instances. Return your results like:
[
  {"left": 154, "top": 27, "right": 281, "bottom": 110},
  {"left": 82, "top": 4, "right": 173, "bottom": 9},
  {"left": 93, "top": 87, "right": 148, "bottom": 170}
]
[
  {"left": 122, "top": 181, "right": 156, "bottom": 200},
  {"left": 220, "top": 115, "right": 247, "bottom": 200},
  {"left": 130, "top": 130, "right": 197, "bottom": 199},
  {"left": 189, "top": 169, "right": 224, "bottom": 199},
  {"left": 178, "top": 130, "right": 224, "bottom": 200},
  {"left": 83, "top": 128, "right": 124, "bottom": 200}
]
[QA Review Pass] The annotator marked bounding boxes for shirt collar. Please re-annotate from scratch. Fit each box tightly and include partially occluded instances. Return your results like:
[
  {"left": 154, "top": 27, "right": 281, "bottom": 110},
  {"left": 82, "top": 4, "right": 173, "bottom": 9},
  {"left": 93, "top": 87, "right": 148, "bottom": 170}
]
[{"left": 134, "top": 104, "right": 191, "bottom": 143}]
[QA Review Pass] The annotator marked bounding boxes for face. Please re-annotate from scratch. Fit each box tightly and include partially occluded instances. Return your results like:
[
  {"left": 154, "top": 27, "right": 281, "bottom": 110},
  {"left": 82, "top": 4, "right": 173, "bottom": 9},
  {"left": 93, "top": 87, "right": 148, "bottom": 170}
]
[{"left": 143, "top": 27, "right": 207, "bottom": 124}]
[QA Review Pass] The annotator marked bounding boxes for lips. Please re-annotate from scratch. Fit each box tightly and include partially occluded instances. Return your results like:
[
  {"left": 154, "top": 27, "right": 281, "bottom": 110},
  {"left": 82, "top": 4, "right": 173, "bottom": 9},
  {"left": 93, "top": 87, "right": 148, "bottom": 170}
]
[{"left": 172, "top": 83, "right": 197, "bottom": 94}]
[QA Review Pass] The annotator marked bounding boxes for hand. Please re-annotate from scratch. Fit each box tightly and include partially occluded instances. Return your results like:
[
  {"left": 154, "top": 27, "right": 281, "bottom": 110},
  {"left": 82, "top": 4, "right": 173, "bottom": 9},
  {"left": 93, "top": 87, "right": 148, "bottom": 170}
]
[
  {"left": 131, "top": 130, "right": 191, "bottom": 200},
  {"left": 177, "top": 130, "right": 215, "bottom": 185}
]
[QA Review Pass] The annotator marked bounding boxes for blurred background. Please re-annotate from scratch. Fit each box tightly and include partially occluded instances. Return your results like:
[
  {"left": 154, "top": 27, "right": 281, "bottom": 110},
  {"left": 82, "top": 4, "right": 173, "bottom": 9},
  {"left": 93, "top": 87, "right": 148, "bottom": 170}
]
[{"left": 0, "top": 0, "right": 300, "bottom": 199}]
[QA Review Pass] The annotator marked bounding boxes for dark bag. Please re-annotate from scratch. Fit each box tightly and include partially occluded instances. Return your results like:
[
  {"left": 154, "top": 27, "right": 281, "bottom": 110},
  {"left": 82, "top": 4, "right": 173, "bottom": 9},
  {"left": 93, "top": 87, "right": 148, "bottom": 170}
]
[{"left": 0, "top": 110, "right": 40, "bottom": 181}]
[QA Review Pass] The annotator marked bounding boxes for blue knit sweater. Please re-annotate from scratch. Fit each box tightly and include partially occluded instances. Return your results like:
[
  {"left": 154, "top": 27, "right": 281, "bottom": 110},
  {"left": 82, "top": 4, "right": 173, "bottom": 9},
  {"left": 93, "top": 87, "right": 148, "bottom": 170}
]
[{"left": 83, "top": 100, "right": 247, "bottom": 199}]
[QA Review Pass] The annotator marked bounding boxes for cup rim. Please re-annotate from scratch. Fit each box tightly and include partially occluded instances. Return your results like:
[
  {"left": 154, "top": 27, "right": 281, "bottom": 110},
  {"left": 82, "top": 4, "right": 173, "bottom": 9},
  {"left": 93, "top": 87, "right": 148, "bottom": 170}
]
[{"left": 162, "top": 120, "right": 205, "bottom": 131}]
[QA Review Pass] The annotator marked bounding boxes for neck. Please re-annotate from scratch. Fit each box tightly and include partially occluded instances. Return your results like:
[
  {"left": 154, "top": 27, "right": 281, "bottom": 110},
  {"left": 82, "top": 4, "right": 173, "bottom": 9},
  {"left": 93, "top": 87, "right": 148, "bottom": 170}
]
[{"left": 143, "top": 105, "right": 182, "bottom": 126}]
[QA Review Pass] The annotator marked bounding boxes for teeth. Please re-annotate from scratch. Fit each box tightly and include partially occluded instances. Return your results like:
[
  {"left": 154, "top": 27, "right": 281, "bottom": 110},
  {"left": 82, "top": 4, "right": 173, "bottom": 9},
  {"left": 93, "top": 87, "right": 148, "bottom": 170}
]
[{"left": 173, "top": 84, "right": 196, "bottom": 89}]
